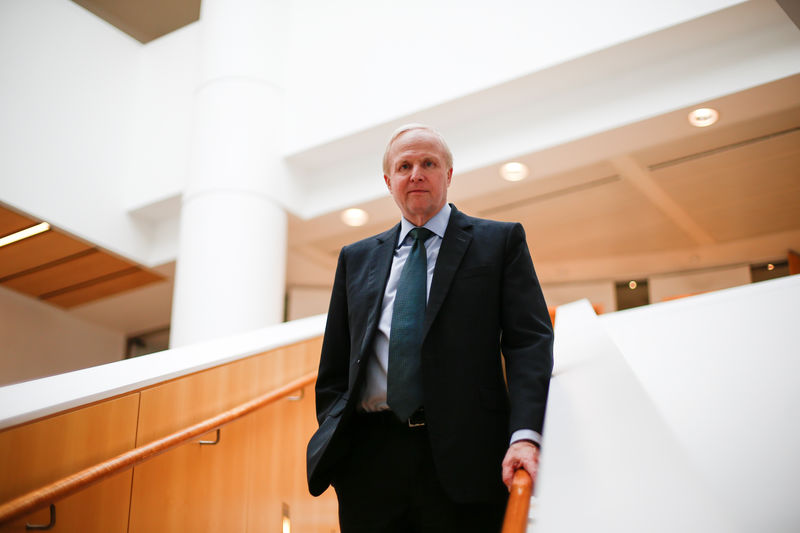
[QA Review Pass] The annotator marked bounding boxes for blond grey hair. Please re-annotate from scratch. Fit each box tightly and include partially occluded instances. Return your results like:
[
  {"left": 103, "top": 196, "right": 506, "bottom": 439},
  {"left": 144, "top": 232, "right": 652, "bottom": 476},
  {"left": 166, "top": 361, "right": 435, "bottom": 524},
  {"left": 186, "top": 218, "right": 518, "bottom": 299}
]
[{"left": 382, "top": 123, "right": 453, "bottom": 175}]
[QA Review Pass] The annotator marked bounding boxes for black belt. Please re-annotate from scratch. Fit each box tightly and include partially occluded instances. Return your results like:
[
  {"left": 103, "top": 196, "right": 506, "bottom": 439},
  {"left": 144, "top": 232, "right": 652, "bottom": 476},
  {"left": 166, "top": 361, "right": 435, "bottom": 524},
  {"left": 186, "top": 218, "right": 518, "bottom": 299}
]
[{"left": 358, "top": 407, "right": 426, "bottom": 428}]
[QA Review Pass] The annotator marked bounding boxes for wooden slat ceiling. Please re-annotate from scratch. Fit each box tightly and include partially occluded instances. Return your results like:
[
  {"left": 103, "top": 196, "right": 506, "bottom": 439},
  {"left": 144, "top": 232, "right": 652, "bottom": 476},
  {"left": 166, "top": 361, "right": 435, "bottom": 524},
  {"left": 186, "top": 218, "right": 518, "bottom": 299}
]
[
  {"left": 651, "top": 129, "right": 800, "bottom": 243},
  {"left": 288, "top": 102, "right": 800, "bottom": 286},
  {"left": 0, "top": 207, "right": 163, "bottom": 309},
  {"left": 71, "top": 0, "right": 200, "bottom": 44}
]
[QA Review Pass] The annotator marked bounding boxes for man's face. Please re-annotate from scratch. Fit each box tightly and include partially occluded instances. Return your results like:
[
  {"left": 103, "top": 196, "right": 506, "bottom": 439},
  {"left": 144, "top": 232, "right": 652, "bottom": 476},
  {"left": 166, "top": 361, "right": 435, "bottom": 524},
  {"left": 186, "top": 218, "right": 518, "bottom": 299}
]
[{"left": 384, "top": 130, "right": 453, "bottom": 226}]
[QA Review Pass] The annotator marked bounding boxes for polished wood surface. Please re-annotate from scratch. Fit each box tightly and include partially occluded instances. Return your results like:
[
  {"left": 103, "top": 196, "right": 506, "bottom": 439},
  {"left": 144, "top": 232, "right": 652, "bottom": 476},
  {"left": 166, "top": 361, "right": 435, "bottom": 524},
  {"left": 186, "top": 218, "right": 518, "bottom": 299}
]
[
  {"left": 0, "top": 232, "right": 91, "bottom": 280},
  {"left": 0, "top": 207, "right": 34, "bottom": 237},
  {"left": 0, "top": 394, "right": 139, "bottom": 501},
  {"left": 0, "top": 336, "right": 336, "bottom": 533},
  {"left": 0, "top": 394, "right": 139, "bottom": 531},
  {"left": 246, "top": 381, "right": 338, "bottom": 532},
  {"left": 244, "top": 343, "right": 320, "bottom": 518},
  {"left": 134, "top": 340, "right": 321, "bottom": 446},
  {"left": 0, "top": 372, "right": 316, "bottom": 527},
  {"left": 44, "top": 268, "right": 162, "bottom": 308},
  {"left": 4, "top": 251, "right": 131, "bottom": 296},
  {"left": 73, "top": 0, "right": 200, "bottom": 43},
  {"left": 501, "top": 469, "right": 533, "bottom": 533},
  {"left": 0, "top": 471, "right": 133, "bottom": 533},
  {"left": 0, "top": 203, "right": 164, "bottom": 308},
  {"left": 789, "top": 249, "right": 800, "bottom": 275},
  {"left": 128, "top": 417, "right": 253, "bottom": 532}
]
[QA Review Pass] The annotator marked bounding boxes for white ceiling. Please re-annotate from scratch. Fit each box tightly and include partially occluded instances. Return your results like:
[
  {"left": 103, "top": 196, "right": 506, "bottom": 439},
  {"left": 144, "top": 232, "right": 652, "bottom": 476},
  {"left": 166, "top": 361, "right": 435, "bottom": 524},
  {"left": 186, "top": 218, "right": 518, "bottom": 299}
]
[
  {"left": 287, "top": 75, "right": 800, "bottom": 284},
  {"left": 65, "top": 74, "right": 800, "bottom": 336}
]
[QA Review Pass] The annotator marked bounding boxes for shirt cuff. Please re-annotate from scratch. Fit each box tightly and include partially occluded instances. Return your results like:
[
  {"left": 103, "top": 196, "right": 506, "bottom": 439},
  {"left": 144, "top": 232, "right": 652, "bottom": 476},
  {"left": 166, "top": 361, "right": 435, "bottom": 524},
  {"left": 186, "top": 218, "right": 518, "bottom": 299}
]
[{"left": 510, "top": 429, "right": 542, "bottom": 447}]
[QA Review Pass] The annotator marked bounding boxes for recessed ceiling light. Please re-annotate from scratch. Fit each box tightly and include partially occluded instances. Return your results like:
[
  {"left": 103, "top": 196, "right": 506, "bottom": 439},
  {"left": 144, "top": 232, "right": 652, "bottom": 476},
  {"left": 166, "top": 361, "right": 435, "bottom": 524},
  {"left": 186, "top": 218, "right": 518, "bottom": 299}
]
[
  {"left": 0, "top": 222, "right": 50, "bottom": 248},
  {"left": 688, "top": 107, "right": 719, "bottom": 128},
  {"left": 341, "top": 208, "right": 368, "bottom": 227},
  {"left": 628, "top": 280, "right": 638, "bottom": 290},
  {"left": 500, "top": 162, "right": 529, "bottom": 182},
  {"left": 767, "top": 263, "right": 775, "bottom": 271}
]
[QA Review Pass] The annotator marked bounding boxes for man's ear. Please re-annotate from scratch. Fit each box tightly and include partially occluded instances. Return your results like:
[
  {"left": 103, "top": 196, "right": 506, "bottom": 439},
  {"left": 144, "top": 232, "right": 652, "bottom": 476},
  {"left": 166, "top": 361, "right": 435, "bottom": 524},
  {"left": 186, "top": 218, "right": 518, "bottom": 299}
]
[
  {"left": 384, "top": 174, "right": 392, "bottom": 191},
  {"left": 446, "top": 168, "right": 453, "bottom": 186}
]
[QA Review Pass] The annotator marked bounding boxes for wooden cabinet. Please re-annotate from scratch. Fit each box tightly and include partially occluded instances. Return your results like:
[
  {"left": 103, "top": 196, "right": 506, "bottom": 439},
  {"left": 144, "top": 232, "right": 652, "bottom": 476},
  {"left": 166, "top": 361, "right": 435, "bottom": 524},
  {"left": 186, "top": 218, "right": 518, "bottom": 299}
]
[
  {"left": 128, "top": 420, "right": 252, "bottom": 532},
  {"left": 244, "top": 338, "right": 338, "bottom": 532},
  {"left": 0, "top": 394, "right": 139, "bottom": 532},
  {"left": 127, "top": 351, "right": 261, "bottom": 532},
  {"left": 1, "top": 337, "right": 333, "bottom": 532},
  {"left": 245, "top": 383, "right": 339, "bottom": 533},
  {"left": 0, "top": 471, "right": 133, "bottom": 533},
  {"left": 129, "top": 339, "right": 326, "bottom": 532}
]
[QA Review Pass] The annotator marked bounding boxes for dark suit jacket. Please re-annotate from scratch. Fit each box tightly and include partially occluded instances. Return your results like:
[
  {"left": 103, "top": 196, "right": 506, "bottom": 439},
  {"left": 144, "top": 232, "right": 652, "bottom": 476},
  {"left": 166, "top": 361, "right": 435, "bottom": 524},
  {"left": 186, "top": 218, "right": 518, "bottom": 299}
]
[{"left": 307, "top": 204, "right": 553, "bottom": 503}]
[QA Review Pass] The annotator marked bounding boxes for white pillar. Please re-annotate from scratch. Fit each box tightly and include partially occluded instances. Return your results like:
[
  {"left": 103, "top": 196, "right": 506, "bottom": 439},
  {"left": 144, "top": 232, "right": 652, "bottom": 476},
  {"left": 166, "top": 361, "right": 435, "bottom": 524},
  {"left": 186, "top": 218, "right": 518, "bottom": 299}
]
[{"left": 170, "top": 0, "right": 288, "bottom": 347}]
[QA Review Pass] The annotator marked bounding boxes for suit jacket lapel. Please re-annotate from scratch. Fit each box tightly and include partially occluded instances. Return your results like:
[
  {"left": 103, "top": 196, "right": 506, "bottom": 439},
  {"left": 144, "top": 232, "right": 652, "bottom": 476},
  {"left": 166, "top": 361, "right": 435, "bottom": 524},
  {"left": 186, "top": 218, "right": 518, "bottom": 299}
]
[
  {"left": 423, "top": 206, "right": 473, "bottom": 338},
  {"left": 358, "top": 224, "right": 400, "bottom": 359}
]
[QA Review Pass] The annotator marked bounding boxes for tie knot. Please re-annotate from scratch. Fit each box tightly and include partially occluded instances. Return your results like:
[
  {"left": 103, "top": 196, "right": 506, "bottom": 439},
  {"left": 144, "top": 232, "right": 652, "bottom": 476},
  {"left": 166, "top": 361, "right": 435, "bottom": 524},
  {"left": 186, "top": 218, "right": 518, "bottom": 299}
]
[{"left": 409, "top": 227, "right": 434, "bottom": 244}]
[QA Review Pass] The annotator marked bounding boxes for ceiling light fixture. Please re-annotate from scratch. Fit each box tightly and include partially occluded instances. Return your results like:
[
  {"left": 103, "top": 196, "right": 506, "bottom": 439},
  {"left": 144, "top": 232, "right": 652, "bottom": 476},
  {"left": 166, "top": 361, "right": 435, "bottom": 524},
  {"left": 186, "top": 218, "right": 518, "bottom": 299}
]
[
  {"left": 500, "top": 162, "right": 529, "bottom": 182},
  {"left": 628, "top": 280, "right": 638, "bottom": 290},
  {"left": 0, "top": 222, "right": 50, "bottom": 248},
  {"left": 767, "top": 263, "right": 775, "bottom": 271},
  {"left": 341, "top": 208, "right": 368, "bottom": 227},
  {"left": 688, "top": 107, "right": 719, "bottom": 128}
]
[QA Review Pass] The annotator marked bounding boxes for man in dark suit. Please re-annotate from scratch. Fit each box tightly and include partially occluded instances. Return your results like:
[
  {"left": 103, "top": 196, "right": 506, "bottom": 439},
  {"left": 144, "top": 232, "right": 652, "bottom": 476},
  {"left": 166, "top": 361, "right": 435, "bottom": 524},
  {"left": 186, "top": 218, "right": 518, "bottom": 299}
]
[{"left": 307, "top": 124, "right": 553, "bottom": 532}]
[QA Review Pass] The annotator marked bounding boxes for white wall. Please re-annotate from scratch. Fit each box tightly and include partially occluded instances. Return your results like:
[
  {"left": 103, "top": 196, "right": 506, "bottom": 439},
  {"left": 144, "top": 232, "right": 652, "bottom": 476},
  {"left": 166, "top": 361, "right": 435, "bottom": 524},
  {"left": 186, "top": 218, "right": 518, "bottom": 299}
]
[
  {"left": 0, "top": 0, "right": 752, "bottom": 262},
  {"left": 599, "top": 276, "right": 800, "bottom": 532},
  {"left": 0, "top": 286, "right": 124, "bottom": 386},
  {"left": 0, "top": 0, "right": 150, "bottom": 262},
  {"left": 649, "top": 264, "right": 751, "bottom": 302},
  {"left": 283, "top": 0, "right": 746, "bottom": 152},
  {"left": 542, "top": 281, "right": 617, "bottom": 313},
  {"left": 537, "top": 276, "right": 800, "bottom": 532},
  {"left": 286, "top": 286, "right": 331, "bottom": 321},
  {"left": 125, "top": 23, "right": 200, "bottom": 214}
]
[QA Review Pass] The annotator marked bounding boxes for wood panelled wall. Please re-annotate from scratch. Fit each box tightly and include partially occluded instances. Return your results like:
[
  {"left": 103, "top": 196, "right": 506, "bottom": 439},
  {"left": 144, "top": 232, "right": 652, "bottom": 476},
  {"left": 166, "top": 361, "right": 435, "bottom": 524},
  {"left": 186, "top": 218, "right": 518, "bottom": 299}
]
[{"left": 0, "top": 336, "right": 338, "bottom": 533}]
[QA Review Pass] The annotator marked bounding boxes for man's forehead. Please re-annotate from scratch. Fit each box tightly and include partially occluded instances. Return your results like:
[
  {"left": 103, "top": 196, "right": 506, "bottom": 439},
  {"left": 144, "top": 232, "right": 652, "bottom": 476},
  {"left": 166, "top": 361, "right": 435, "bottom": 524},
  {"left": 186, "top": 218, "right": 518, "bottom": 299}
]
[{"left": 391, "top": 131, "right": 446, "bottom": 157}]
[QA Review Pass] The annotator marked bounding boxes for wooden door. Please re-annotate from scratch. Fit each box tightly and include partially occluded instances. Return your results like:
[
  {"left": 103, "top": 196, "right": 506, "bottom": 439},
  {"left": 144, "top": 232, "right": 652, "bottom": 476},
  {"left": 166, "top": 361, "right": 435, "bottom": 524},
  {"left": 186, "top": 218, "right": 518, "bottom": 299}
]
[
  {"left": 128, "top": 419, "right": 252, "bottom": 532},
  {"left": 0, "top": 394, "right": 139, "bottom": 532},
  {"left": 127, "top": 352, "right": 265, "bottom": 532}
]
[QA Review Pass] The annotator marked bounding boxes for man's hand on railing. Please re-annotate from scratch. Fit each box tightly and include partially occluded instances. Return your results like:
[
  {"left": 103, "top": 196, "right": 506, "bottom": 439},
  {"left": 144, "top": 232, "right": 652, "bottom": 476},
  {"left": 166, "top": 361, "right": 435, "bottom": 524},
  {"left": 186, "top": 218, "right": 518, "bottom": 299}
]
[{"left": 501, "top": 440, "right": 539, "bottom": 490}]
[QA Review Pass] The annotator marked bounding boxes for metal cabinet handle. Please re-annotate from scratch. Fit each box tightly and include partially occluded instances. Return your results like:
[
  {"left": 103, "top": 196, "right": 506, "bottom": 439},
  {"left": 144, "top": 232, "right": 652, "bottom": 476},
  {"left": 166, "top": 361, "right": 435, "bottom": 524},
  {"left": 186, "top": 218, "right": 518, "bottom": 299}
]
[
  {"left": 26, "top": 504, "right": 55, "bottom": 530},
  {"left": 198, "top": 428, "right": 221, "bottom": 445},
  {"left": 287, "top": 388, "right": 305, "bottom": 401}
]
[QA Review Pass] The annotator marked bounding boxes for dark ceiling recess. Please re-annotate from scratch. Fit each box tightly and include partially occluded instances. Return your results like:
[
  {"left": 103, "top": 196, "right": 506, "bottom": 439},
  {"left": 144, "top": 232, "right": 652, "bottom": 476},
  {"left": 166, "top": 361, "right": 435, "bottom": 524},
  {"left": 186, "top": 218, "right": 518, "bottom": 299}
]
[
  {"left": 777, "top": 0, "right": 800, "bottom": 31},
  {"left": 71, "top": 0, "right": 201, "bottom": 44}
]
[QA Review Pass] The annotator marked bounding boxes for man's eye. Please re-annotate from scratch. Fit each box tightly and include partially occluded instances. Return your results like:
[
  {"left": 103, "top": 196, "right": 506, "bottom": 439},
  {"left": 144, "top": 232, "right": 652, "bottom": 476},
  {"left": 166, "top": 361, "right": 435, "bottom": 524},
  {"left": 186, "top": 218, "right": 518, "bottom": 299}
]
[
  {"left": 424, "top": 161, "right": 435, "bottom": 167},
  {"left": 399, "top": 163, "right": 410, "bottom": 170}
]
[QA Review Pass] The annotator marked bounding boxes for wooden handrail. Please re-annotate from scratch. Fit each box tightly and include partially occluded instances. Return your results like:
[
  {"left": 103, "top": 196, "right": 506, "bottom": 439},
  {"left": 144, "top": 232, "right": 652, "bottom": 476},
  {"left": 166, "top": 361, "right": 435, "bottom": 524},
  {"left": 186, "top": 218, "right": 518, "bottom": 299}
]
[
  {"left": 0, "top": 371, "right": 318, "bottom": 526},
  {"left": 501, "top": 469, "right": 533, "bottom": 533},
  {"left": 2, "top": 370, "right": 536, "bottom": 529}
]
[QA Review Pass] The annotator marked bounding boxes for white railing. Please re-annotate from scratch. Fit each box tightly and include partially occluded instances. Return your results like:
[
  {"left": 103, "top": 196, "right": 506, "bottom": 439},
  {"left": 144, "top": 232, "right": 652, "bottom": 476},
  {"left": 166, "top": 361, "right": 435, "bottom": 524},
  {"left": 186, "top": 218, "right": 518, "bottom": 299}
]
[
  {"left": 0, "top": 314, "right": 326, "bottom": 430},
  {"left": 531, "top": 275, "right": 800, "bottom": 533}
]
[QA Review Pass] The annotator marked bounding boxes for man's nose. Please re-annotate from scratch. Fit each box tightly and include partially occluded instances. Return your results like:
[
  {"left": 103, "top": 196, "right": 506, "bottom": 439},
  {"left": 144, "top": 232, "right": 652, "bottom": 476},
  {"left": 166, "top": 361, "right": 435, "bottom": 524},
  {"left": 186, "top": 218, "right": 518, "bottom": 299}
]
[{"left": 410, "top": 165, "right": 424, "bottom": 180}]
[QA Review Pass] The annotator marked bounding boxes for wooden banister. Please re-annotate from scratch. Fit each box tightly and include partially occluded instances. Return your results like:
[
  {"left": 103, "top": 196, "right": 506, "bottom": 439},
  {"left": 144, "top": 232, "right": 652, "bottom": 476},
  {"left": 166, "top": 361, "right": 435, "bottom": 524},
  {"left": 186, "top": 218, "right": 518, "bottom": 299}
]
[
  {"left": 501, "top": 469, "right": 533, "bottom": 533},
  {"left": 0, "top": 371, "right": 318, "bottom": 526},
  {"left": 3, "top": 369, "right": 537, "bottom": 530}
]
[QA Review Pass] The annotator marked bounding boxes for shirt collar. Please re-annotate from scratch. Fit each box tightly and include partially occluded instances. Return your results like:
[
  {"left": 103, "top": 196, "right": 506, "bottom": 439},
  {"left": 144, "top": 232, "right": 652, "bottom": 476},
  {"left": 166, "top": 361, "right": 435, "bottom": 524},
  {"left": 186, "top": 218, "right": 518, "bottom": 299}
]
[{"left": 398, "top": 203, "right": 451, "bottom": 247}]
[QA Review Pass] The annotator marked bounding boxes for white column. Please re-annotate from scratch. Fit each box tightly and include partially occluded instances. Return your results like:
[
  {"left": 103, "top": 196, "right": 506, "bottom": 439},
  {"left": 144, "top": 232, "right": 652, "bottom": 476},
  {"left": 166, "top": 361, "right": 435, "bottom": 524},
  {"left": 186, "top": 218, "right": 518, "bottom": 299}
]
[{"left": 170, "top": 0, "right": 289, "bottom": 347}]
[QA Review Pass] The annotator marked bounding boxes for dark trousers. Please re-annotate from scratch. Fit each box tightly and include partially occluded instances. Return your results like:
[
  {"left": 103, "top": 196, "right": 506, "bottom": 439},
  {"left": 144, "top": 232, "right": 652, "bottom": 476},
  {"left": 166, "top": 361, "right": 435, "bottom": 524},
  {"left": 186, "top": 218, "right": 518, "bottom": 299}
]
[{"left": 332, "top": 411, "right": 507, "bottom": 533}]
